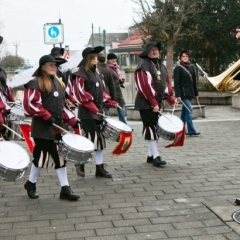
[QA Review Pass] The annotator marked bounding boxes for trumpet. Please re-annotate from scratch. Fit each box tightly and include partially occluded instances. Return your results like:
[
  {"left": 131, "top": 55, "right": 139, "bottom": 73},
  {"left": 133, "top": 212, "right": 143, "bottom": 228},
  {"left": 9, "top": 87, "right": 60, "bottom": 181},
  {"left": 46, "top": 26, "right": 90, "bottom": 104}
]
[{"left": 196, "top": 59, "right": 240, "bottom": 94}]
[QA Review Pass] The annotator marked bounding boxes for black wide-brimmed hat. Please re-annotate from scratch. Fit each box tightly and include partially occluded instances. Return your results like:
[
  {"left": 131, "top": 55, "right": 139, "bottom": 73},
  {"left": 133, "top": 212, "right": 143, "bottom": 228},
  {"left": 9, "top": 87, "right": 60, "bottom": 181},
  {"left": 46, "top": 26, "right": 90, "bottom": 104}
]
[
  {"left": 139, "top": 41, "right": 161, "bottom": 58},
  {"left": 77, "top": 46, "right": 104, "bottom": 67},
  {"left": 0, "top": 36, "right": 3, "bottom": 45},
  {"left": 50, "top": 47, "right": 65, "bottom": 57},
  {"left": 32, "top": 55, "right": 67, "bottom": 77}
]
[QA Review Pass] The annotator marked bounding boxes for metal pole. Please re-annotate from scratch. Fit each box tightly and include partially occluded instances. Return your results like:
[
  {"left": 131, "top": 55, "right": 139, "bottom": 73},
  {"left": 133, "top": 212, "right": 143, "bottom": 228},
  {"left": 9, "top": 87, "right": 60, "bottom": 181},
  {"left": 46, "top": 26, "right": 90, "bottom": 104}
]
[
  {"left": 59, "top": 16, "right": 62, "bottom": 48},
  {"left": 103, "top": 30, "right": 106, "bottom": 55},
  {"left": 92, "top": 23, "right": 94, "bottom": 47}
]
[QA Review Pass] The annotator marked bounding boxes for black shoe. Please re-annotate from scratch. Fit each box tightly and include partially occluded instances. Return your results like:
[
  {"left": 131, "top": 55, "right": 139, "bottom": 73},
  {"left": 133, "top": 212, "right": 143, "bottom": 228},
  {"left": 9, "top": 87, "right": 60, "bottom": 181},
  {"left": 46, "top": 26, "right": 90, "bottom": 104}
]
[
  {"left": 60, "top": 186, "right": 80, "bottom": 201},
  {"left": 95, "top": 164, "right": 112, "bottom": 178},
  {"left": 24, "top": 180, "right": 39, "bottom": 199},
  {"left": 146, "top": 156, "right": 153, "bottom": 163},
  {"left": 153, "top": 156, "right": 167, "bottom": 167},
  {"left": 235, "top": 198, "right": 240, "bottom": 205},
  {"left": 75, "top": 164, "right": 85, "bottom": 177},
  {"left": 186, "top": 132, "right": 200, "bottom": 136}
]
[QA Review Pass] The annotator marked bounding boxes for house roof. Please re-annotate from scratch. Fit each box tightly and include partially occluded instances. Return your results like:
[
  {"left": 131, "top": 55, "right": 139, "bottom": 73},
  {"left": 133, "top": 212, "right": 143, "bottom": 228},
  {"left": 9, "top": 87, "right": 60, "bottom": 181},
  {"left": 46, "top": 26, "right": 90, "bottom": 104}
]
[
  {"left": 87, "top": 32, "right": 128, "bottom": 46},
  {"left": 118, "top": 30, "right": 143, "bottom": 47}
]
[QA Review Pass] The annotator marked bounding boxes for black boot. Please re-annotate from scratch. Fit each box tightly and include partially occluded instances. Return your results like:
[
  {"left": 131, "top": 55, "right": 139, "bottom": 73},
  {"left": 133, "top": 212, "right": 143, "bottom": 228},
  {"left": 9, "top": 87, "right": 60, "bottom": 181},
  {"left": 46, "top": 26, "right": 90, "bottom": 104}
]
[
  {"left": 153, "top": 156, "right": 167, "bottom": 167},
  {"left": 60, "top": 186, "right": 80, "bottom": 201},
  {"left": 75, "top": 164, "right": 85, "bottom": 177},
  {"left": 146, "top": 156, "right": 153, "bottom": 163},
  {"left": 24, "top": 180, "right": 39, "bottom": 199},
  {"left": 95, "top": 164, "right": 112, "bottom": 178}
]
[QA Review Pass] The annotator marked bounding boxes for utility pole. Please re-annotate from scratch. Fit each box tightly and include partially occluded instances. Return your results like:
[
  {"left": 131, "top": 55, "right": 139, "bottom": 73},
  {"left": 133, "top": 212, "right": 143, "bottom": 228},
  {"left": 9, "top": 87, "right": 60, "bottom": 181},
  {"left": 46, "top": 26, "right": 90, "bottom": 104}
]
[
  {"left": 103, "top": 30, "right": 106, "bottom": 55},
  {"left": 99, "top": 26, "right": 101, "bottom": 46},
  {"left": 13, "top": 41, "right": 20, "bottom": 56},
  {"left": 92, "top": 23, "right": 94, "bottom": 47}
]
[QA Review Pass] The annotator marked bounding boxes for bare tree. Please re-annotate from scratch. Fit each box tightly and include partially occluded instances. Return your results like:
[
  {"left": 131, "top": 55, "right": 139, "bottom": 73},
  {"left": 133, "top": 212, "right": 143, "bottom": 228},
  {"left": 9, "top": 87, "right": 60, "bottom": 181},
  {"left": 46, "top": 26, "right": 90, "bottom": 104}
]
[{"left": 132, "top": 0, "right": 203, "bottom": 80}]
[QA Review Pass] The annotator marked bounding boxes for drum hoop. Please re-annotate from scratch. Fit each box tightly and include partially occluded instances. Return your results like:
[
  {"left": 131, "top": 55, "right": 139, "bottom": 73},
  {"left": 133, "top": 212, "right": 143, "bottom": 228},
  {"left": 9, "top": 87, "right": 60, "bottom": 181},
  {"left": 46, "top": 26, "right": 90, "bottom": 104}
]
[{"left": 61, "top": 134, "right": 93, "bottom": 152}]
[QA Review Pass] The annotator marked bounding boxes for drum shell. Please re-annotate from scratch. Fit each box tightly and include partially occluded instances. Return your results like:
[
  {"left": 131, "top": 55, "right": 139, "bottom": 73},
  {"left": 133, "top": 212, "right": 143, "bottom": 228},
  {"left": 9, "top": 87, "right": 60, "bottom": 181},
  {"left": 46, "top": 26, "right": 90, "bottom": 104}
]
[
  {"left": 58, "top": 141, "right": 92, "bottom": 164},
  {"left": 9, "top": 121, "right": 24, "bottom": 140},
  {"left": 156, "top": 126, "right": 176, "bottom": 141},
  {"left": 102, "top": 119, "right": 132, "bottom": 142},
  {"left": 0, "top": 164, "right": 28, "bottom": 181},
  {"left": 102, "top": 124, "right": 120, "bottom": 142}
]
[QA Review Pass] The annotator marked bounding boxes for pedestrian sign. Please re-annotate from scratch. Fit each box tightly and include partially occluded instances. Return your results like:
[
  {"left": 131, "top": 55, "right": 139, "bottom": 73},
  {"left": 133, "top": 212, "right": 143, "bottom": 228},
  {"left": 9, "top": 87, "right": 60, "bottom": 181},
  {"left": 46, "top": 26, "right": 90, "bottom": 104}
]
[{"left": 43, "top": 23, "right": 64, "bottom": 45}]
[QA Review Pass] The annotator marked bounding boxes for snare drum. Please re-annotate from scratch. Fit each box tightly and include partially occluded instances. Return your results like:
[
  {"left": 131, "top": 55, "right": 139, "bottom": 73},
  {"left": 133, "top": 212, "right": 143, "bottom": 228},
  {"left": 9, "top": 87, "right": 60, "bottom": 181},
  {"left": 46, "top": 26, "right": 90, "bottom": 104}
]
[
  {"left": 0, "top": 142, "right": 30, "bottom": 181},
  {"left": 58, "top": 133, "right": 94, "bottom": 164},
  {"left": 157, "top": 114, "right": 183, "bottom": 141},
  {"left": 102, "top": 118, "right": 132, "bottom": 142},
  {"left": 9, "top": 104, "right": 25, "bottom": 122}
]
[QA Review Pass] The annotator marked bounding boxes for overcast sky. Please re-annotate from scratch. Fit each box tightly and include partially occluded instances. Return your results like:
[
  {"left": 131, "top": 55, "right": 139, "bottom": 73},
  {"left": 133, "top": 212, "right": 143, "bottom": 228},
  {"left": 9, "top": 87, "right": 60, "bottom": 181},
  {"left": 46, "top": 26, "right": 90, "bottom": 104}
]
[{"left": 0, "top": 0, "right": 140, "bottom": 65}]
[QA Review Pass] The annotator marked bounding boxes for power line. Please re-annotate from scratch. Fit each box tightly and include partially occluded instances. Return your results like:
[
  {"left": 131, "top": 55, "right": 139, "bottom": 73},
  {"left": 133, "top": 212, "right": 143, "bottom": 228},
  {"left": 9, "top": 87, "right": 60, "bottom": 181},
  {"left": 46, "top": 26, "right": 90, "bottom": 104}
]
[{"left": 13, "top": 41, "right": 20, "bottom": 56}]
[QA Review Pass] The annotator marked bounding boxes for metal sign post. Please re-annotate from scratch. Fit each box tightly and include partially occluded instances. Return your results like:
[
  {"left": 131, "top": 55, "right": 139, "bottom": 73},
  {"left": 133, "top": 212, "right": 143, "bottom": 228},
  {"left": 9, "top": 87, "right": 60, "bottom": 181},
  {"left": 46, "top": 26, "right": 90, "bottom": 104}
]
[{"left": 43, "top": 23, "right": 64, "bottom": 45}]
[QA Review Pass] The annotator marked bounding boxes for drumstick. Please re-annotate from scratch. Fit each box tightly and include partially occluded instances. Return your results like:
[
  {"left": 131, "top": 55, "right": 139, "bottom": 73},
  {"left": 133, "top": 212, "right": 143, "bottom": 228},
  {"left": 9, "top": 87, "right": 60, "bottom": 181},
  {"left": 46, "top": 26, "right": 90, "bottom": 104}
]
[
  {"left": 97, "top": 112, "right": 111, "bottom": 118},
  {"left": 2, "top": 124, "right": 25, "bottom": 140},
  {"left": 158, "top": 111, "right": 173, "bottom": 123},
  {"left": 117, "top": 105, "right": 122, "bottom": 110},
  {"left": 180, "top": 100, "right": 191, "bottom": 113},
  {"left": 53, "top": 123, "right": 70, "bottom": 133},
  {"left": 172, "top": 102, "right": 176, "bottom": 115},
  {"left": 78, "top": 123, "right": 82, "bottom": 135},
  {"left": 196, "top": 98, "right": 202, "bottom": 113}
]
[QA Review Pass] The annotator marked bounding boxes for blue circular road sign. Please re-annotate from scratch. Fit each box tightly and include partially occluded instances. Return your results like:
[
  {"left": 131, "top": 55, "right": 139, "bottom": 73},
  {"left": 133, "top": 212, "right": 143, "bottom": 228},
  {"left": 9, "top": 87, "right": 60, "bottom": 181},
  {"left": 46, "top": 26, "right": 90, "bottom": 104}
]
[{"left": 48, "top": 26, "right": 59, "bottom": 38}]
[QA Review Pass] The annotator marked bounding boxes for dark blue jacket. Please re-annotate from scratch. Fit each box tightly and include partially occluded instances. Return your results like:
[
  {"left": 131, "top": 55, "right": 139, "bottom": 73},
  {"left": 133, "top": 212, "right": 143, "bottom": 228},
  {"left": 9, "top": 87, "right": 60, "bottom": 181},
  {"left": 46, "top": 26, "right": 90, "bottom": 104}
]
[{"left": 174, "top": 65, "right": 198, "bottom": 100}]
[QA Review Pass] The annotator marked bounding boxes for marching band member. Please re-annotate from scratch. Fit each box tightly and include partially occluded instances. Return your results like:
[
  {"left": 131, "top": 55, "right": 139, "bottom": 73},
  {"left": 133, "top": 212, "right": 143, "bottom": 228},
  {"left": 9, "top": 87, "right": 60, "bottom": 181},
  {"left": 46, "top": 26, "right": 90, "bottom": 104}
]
[
  {"left": 134, "top": 41, "right": 172, "bottom": 167},
  {"left": 0, "top": 67, "right": 14, "bottom": 140},
  {"left": 73, "top": 46, "right": 118, "bottom": 178},
  {"left": 23, "top": 54, "right": 80, "bottom": 201}
]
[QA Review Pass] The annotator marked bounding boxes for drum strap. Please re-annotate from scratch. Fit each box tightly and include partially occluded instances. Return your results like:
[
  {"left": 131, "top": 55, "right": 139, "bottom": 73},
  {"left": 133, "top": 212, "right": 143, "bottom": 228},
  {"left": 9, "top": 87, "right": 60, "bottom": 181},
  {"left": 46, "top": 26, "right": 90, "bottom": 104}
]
[{"left": 179, "top": 65, "right": 193, "bottom": 83}]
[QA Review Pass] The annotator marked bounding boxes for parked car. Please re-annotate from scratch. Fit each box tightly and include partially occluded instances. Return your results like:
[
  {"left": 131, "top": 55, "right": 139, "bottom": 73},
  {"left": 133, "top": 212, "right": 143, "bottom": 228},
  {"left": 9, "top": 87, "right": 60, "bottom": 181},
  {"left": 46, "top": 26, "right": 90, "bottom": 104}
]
[{"left": 14, "top": 65, "right": 33, "bottom": 74}]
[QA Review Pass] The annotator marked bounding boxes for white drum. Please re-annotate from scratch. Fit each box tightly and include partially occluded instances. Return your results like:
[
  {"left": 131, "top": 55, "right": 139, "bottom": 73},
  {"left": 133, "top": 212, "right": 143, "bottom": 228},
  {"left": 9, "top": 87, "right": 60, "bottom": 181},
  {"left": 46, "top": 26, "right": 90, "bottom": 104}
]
[
  {"left": 58, "top": 133, "right": 94, "bottom": 164},
  {"left": 0, "top": 142, "right": 30, "bottom": 181},
  {"left": 9, "top": 104, "right": 25, "bottom": 122},
  {"left": 157, "top": 114, "right": 183, "bottom": 141},
  {"left": 102, "top": 118, "right": 132, "bottom": 142}
]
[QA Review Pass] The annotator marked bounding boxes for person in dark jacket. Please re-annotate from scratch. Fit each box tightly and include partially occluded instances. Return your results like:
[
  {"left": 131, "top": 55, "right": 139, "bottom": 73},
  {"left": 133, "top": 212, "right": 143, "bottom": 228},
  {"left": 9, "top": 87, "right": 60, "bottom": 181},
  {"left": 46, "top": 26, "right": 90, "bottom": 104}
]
[
  {"left": 134, "top": 41, "right": 170, "bottom": 167},
  {"left": 174, "top": 50, "right": 200, "bottom": 136},
  {"left": 107, "top": 53, "right": 127, "bottom": 124},
  {"left": 23, "top": 55, "right": 80, "bottom": 201}
]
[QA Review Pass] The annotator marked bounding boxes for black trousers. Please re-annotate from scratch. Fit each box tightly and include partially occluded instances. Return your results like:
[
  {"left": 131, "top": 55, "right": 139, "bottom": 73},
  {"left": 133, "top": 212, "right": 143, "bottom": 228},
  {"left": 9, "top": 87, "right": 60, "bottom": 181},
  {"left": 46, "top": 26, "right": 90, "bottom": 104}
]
[
  {"left": 81, "top": 119, "right": 106, "bottom": 150},
  {"left": 32, "top": 138, "right": 66, "bottom": 169},
  {"left": 139, "top": 110, "right": 159, "bottom": 140}
]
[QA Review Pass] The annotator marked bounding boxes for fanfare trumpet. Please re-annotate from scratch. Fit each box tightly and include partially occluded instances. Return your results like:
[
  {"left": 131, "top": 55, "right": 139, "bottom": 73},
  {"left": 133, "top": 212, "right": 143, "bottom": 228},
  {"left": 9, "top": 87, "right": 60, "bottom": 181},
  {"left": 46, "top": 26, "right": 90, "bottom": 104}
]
[{"left": 196, "top": 59, "right": 240, "bottom": 94}]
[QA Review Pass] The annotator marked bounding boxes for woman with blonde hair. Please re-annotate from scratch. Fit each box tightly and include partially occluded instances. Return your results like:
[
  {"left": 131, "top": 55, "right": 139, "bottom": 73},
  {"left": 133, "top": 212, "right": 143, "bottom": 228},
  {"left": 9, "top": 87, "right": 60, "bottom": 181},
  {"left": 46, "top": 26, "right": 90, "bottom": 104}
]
[
  {"left": 23, "top": 55, "right": 80, "bottom": 201},
  {"left": 73, "top": 46, "right": 118, "bottom": 178}
]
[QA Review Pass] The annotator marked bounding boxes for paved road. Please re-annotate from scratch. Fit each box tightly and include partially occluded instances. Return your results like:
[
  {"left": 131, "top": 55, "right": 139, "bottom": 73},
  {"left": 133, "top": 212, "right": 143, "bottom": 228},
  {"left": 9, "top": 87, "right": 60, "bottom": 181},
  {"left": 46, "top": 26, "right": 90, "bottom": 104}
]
[{"left": 1, "top": 105, "right": 240, "bottom": 240}]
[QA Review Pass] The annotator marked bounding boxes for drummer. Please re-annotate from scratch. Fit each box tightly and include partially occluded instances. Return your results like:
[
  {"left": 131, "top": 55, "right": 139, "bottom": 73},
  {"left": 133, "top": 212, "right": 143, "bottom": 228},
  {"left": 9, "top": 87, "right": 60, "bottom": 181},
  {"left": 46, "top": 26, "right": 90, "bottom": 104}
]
[
  {"left": 134, "top": 41, "right": 175, "bottom": 167},
  {"left": 72, "top": 46, "right": 118, "bottom": 178},
  {"left": 0, "top": 65, "right": 15, "bottom": 141},
  {"left": 22, "top": 54, "right": 80, "bottom": 201}
]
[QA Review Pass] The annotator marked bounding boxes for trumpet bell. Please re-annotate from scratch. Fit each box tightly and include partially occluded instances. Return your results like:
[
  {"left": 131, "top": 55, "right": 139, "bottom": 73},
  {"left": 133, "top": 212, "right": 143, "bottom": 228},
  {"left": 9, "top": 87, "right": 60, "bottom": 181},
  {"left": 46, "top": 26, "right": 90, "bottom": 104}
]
[{"left": 197, "top": 59, "right": 240, "bottom": 94}]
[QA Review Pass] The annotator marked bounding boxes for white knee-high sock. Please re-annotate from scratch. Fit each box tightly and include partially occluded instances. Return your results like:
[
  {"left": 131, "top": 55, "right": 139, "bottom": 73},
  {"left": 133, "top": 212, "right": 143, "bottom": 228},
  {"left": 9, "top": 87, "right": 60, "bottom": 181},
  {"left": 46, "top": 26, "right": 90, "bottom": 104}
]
[
  {"left": 148, "top": 144, "right": 152, "bottom": 157},
  {"left": 29, "top": 164, "right": 41, "bottom": 183},
  {"left": 95, "top": 150, "right": 103, "bottom": 165},
  {"left": 148, "top": 140, "right": 159, "bottom": 159},
  {"left": 56, "top": 167, "right": 69, "bottom": 187}
]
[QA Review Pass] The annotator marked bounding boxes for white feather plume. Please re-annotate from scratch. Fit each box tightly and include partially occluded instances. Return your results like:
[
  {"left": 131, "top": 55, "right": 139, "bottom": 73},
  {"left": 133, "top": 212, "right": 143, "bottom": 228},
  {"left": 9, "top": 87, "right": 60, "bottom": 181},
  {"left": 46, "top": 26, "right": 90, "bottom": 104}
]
[
  {"left": 59, "top": 50, "right": 82, "bottom": 73},
  {"left": 8, "top": 67, "right": 37, "bottom": 88}
]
